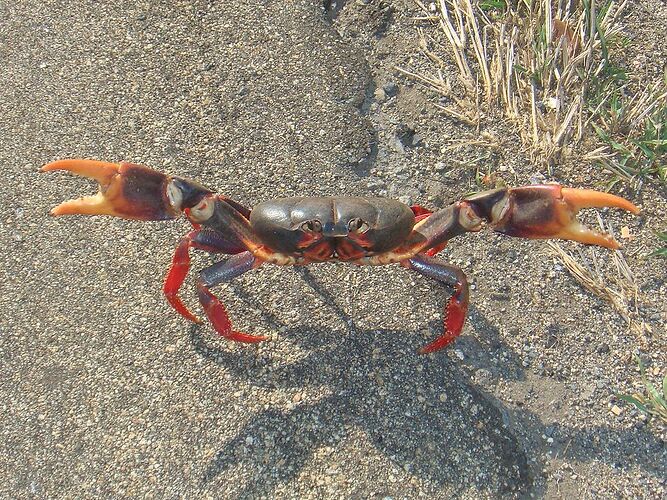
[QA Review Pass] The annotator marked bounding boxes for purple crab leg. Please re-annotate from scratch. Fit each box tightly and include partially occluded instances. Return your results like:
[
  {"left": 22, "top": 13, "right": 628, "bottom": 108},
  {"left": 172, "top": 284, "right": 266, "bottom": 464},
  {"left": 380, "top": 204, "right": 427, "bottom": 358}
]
[
  {"left": 196, "top": 252, "right": 268, "bottom": 344},
  {"left": 164, "top": 229, "right": 248, "bottom": 324},
  {"left": 402, "top": 255, "right": 469, "bottom": 354}
]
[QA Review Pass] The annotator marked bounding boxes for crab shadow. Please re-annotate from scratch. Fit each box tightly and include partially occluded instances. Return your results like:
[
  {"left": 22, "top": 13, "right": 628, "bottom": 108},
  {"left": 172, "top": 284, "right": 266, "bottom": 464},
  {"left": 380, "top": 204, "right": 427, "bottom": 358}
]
[
  {"left": 191, "top": 326, "right": 532, "bottom": 496},
  {"left": 189, "top": 268, "right": 664, "bottom": 496}
]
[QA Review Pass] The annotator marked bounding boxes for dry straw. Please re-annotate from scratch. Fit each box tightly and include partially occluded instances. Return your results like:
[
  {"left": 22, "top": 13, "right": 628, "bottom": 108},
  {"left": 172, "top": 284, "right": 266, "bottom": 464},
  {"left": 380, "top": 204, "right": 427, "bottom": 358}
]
[{"left": 403, "top": 0, "right": 665, "bottom": 173}]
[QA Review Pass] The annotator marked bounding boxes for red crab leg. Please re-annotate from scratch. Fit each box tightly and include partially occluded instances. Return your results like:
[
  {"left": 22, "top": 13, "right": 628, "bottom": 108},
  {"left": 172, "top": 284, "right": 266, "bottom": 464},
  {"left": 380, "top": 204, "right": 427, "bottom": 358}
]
[
  {"left": 410, "top": 204, "right": 433, "bottom": 220},
  {"left": 402, "top": 255, "right": 469, "bottom": 354},
  {"left": 196, "top": 252, "right": 267, "bottom": 344},
  {"left": 164, "top": 229, "right": 247, "bottom": 324}
]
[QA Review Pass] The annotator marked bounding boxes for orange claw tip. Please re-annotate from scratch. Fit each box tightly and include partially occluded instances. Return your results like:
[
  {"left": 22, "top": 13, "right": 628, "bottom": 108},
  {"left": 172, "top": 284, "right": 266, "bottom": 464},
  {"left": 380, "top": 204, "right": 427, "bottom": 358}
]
[
  {"left": 47, "top": 192, "right": 118, "bottom": 217},
  {"left": 40, "top": 159, "right": 121, "bottom": 184},
  {"left": 561, "top": 187, "right": 640, "bottom": 215},
  {"left": 556, "top": 221, "right": 622, "bottom": 250}
]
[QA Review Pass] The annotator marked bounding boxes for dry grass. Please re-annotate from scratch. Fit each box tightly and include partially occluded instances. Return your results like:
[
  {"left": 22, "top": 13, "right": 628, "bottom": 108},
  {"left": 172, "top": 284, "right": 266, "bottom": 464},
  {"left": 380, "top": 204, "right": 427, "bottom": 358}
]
[
  {"left": 403, "top": 0, "right": 667, "bottom": 181},
  {"left": 546, "top": 214, "right": 646, "bottom": 337},
  {"left": 618, "top": 355, "right": 667, "bottom": 425}
]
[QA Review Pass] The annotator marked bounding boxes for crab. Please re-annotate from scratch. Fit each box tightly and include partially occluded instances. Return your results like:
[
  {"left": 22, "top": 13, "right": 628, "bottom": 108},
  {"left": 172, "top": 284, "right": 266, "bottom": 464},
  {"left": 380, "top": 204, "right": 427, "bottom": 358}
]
[{"left": 42, "top": 159, "right": 639, "bottom": 353}]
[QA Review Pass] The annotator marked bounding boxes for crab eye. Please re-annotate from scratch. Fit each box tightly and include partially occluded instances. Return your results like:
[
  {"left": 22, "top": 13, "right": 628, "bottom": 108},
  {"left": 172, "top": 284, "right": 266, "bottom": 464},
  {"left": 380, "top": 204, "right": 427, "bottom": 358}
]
[
  {"left": 348, "top": 218, "right": 370, "bottom": 233},
  {"left": 300, "top": 220, "right": 322, "bottom": 233}
]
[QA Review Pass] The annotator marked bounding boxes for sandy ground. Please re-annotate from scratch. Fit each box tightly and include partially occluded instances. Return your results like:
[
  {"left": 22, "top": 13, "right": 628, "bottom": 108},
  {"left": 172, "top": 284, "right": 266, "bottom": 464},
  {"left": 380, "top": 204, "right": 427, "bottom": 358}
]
[{"left": 1, "top": 1, "right": 665, "bottom": 498}]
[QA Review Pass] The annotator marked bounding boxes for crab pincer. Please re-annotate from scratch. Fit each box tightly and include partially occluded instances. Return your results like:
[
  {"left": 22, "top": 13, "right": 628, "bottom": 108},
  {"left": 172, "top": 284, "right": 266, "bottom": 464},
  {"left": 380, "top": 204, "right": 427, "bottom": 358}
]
[
  {"left": 409, "top": 183, "right": 639, "bottom": 352},
  {"left": 462, "top": 184, "right": 640, "bottom": 249},
  {"left": 42, "top": 158, "right": 265, "bottom": 345},
  {"left": 41, "top": 159, "right": 211, "bottom": 221}
]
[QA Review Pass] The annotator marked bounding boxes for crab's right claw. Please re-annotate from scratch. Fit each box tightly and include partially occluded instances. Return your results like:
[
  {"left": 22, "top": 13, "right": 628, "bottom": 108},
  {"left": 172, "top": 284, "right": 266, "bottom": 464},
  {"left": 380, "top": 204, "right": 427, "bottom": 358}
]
[
  {"left": 41, "top": 159, "right": 210, "bottom": 221},
  {"left": 490, "top": 185, "right": 640, "bottom": 249}
]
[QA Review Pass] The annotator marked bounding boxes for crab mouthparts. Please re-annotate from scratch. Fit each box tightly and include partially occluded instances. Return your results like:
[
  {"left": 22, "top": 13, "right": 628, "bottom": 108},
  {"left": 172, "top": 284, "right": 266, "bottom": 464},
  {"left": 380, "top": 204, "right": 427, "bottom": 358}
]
[{"left": 321, "top": 222, "right": 349, "bottom": 238}]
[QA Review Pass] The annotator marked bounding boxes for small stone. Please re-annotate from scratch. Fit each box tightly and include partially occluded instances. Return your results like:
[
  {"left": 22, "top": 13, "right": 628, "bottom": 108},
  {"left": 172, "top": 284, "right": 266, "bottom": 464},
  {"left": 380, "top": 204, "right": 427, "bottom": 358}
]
[
  {"left": 391, "top": 137, "right": 406, "bottom": 154},
  {"left": 544, "top": 97, "right": 560, "bottom": 110},
  {"left": 597, "top": 343, "right": 610, "bottom": 354},
  {"left": 475, "top": 368, "right": 493, "bottom": 385},
  {"left": 529, "top": 172, "right": 547, "bottom": 184},
  {"left": 383, "top": 82, "right": 398, "bottom": 97},
  {"left": 439, "top": 393, "right": 448, "bottom": 403},
  {"left": 374, "top": 87, "right": 386, "bottom": 102},
  {"left": 396, "top": 125, "right": 417, "bottom": 148},
  {"left": 610, "top": 405, "right": 622, "bottom": 416}
]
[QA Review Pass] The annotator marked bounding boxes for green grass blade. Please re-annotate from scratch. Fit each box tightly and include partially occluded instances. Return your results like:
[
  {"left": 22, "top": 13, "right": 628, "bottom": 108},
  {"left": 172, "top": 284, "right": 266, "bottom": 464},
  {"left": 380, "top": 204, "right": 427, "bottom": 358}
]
[{"left": 617, "top": 394, "right": 649, "bottom": 414}]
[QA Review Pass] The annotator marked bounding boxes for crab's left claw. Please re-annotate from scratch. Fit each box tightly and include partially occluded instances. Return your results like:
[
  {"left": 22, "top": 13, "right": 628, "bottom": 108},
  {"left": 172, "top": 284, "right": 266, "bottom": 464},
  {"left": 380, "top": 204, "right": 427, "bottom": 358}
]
[
  {"left": 41, "top": 159, "right": 211, "bottom": 221},
  {"left": 467, "top": 185, "right": 640, "bottom": 249}
]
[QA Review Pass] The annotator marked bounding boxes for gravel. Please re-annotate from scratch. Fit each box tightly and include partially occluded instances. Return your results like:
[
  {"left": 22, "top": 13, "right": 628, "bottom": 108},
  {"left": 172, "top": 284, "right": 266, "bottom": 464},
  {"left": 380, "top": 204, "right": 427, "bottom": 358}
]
[{"left": 1, "top": 0, "right": 665, "bottom": 498}]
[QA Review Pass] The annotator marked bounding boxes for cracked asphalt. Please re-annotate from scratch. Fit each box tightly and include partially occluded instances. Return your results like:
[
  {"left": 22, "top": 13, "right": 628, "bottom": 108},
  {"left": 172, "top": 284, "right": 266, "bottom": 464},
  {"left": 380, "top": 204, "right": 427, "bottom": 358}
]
[{"left": 1, "top": 1, "right": 665, "bottom": 498}]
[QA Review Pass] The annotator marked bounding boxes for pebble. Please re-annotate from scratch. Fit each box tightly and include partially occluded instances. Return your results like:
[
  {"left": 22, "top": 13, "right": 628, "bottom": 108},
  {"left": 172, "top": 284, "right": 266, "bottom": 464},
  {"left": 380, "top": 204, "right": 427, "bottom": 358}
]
[{"left": 383, "top": 81, "right": 398, "bottom": 97}]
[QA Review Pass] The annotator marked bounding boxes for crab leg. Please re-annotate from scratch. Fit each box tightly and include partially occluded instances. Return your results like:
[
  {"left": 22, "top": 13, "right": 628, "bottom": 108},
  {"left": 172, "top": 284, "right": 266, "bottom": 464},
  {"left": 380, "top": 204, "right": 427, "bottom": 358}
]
[
  {"left": 413, "top": 184, "right": 639, "bottom": 252},
  {"left": 196, "top": 252, "right": 267, "bottom": 344},
  {"left": 164, "top": 229, "right": 247, "bottom": 324},
  {"left": 402, "top": 256, "right": 469, "bottom": 354}
]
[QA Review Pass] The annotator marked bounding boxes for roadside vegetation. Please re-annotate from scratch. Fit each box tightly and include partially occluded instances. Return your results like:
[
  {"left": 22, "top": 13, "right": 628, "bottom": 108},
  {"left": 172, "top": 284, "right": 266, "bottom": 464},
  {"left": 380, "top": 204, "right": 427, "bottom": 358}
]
[
  {"left": 402, "top": 0, "right": 666, "bottom": 188},
  {"left": 618, "top": 355, "right": 667, "bottom": 425}
]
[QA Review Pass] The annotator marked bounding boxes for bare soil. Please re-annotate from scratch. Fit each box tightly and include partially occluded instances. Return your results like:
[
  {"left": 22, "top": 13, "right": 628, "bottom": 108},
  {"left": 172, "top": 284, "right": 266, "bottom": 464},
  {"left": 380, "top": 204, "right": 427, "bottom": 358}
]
[{"left": 0, "top": 0, "right": 664, "bottom": 498}]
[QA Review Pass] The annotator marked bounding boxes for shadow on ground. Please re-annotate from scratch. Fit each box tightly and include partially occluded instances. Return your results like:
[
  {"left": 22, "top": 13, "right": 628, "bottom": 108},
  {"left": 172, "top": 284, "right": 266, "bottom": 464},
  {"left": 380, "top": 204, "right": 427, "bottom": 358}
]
[{"left": 183, "top": 268, "right": 663, "bottom": 497}]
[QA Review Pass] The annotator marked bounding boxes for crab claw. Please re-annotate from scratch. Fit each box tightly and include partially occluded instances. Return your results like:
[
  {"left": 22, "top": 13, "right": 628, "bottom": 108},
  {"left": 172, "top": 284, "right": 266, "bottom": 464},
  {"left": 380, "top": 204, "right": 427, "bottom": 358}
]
[
  {"left": 41, "top": 159, "right": 210, "bottom": 221},
  {"left": 489, "top": 185, "right": 640, "bottom": 249}
]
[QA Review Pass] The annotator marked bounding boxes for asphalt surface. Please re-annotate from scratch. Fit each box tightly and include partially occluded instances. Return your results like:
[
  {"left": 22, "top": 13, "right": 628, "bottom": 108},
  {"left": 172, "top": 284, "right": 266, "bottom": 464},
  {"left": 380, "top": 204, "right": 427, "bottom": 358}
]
[{"left": 1, "top": 1, "right": 665, "bottom": 498}]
